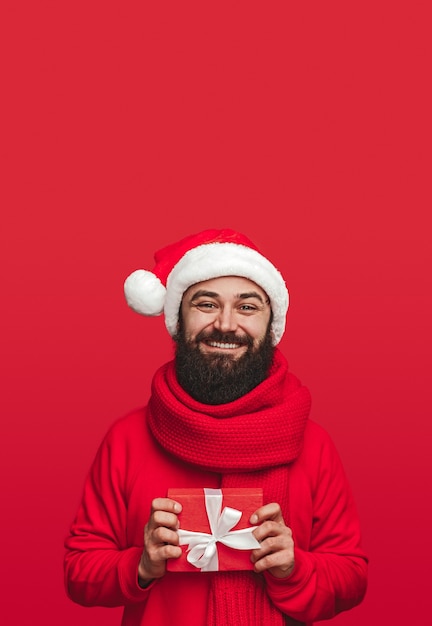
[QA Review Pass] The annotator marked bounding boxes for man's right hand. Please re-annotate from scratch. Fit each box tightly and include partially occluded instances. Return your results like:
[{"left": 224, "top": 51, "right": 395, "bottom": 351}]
[{"left": 138, "top": 497, "right": 183, "bottom": 586}]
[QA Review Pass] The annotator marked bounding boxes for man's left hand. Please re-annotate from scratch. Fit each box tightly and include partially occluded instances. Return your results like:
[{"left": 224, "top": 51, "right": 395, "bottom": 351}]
[{"left": 249, "top": 503, "right": 295, "bottom": 578}]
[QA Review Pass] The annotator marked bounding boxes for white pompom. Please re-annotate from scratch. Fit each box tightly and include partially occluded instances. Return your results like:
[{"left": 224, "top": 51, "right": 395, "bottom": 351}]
[{"left": 124, "top": 270, "right": 166, "bottom": 316}]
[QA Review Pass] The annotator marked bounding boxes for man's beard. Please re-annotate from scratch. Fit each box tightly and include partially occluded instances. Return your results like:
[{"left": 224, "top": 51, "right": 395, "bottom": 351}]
[{"left": 174, "top": 326, "right": 275, "bottom": 405}]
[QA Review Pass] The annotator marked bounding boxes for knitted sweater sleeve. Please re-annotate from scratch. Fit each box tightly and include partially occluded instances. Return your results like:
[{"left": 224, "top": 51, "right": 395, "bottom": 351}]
[
  {"left": 64, "top": 418, "right": 149, "bottom": 607},
  {"left": 264, "top": 423, "right": 368, "bottom": 622}
]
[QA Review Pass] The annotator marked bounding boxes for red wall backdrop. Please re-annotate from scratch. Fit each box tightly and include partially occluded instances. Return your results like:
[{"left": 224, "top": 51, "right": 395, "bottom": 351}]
[{"left": 1, "top": 2, "right": 430, "bottom": 624}]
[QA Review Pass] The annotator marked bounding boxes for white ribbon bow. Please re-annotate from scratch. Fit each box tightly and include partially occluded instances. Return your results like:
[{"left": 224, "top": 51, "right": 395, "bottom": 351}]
[{"left": 177, "top": 488, "right": 260, "bottom": 571}]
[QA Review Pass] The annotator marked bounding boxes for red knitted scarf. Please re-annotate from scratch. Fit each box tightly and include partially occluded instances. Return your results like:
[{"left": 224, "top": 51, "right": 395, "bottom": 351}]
[{"left": 147, "top": 349, "right": 311, "bottom": 625}]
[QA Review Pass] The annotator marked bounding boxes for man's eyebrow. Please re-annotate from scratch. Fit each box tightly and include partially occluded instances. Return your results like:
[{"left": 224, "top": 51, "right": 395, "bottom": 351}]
[
  {"left": 190, "top": 289, "right": 267, "bottom": 303},
  {"left": 238, "top": 291, "right": 267, "bottom": 303},
  {"left": 190, "top": 290, "right": 219, "bottom": 300}
]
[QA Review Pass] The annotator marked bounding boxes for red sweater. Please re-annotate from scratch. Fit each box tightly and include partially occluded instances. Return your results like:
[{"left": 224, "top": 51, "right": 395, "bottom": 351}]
[{"left": 64, "top": 409, "right": 367, "bottom": 625}]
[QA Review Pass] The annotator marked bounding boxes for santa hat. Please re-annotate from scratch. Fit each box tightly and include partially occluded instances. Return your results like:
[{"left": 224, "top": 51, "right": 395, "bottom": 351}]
[{"left": 124, "top": 228, "right": 289, "bottom": 345}]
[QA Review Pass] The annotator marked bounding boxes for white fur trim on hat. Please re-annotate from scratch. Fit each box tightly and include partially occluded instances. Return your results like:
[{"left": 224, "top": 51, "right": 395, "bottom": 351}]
[{"left": 164, "top": 242, "right": 289, "bottom": 345}]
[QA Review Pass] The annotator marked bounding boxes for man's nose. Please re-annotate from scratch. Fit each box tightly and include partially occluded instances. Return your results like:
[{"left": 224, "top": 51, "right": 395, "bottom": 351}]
[{"left": 213, "top": 307, "right": 237, "bottom": 333}]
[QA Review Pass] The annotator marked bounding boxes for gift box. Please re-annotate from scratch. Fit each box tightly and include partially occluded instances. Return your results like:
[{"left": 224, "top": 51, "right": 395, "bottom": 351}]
[{"left": 167, "top": 487, "right": 262, "bottom": 572}]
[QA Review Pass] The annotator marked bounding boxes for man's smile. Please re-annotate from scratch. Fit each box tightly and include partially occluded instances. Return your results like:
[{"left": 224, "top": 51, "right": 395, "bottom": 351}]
[{"left": 204, "top": 340, "right": 243, "bottom": 350}]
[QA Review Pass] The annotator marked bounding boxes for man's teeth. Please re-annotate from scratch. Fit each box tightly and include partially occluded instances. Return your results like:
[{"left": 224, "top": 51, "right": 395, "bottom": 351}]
[{"left": 207, "top": 341, "right": 240, "bottom": 349}]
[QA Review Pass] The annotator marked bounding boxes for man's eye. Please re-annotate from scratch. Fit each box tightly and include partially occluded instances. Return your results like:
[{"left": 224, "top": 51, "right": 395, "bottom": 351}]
[
  {"left": 196, "top": 302, "right": 216, "bottom": 309},
  {"left": 239, "top": 304, "right": 257, "bottom": 311}
]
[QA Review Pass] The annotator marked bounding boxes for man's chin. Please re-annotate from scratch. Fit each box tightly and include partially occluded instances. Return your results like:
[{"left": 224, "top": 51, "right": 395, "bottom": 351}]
[{"left": 199, "top": 350, "right": 241, "bottom": 372}]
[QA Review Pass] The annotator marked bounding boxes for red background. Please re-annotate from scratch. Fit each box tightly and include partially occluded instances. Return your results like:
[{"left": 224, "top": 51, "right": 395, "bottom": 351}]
[{"left": 1, "top": 2, "right": 430, "bottom": 624}]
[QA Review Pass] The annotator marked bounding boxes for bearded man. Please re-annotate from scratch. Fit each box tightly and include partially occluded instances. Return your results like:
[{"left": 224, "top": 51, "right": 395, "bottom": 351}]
[{"left": 64, "top": 229, "right": 368, "bottom": 626}]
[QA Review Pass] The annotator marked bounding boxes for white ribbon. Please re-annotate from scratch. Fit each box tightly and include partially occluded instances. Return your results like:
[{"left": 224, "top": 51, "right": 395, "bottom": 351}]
[{"left": 177, "top": 488, "right": 260, "bottom": 572}]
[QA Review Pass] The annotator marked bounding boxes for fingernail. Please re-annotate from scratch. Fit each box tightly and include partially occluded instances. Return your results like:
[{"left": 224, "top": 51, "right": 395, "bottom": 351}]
[
  {"left": 250, "top": 514, "right": 258, "bottom": 524},
  {"left": 174, "top": 502, "right": 182, "bottom": 514}
]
